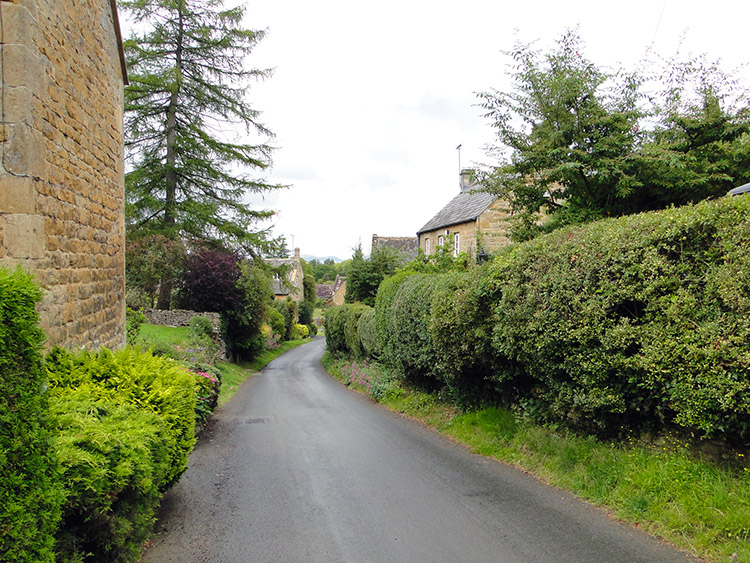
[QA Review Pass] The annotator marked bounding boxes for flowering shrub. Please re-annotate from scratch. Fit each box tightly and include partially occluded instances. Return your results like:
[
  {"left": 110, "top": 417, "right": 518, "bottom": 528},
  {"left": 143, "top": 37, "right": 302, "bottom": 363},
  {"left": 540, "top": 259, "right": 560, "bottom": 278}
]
[{"left": 190, "top": 366, "right": 221, "bottom": 426}]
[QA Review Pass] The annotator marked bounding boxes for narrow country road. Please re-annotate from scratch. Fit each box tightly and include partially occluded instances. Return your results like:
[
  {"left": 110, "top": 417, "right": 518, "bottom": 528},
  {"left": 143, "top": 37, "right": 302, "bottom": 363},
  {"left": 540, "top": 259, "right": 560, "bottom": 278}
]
[{"left": 141, "top": 338, "right": 699, "bottom": 563}]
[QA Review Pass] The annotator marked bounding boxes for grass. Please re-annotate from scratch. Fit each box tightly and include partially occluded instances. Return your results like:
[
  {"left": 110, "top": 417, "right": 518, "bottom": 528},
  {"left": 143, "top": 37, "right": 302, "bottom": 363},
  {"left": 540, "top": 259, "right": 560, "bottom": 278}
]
[
  {"left": 138, "top": 323, "right": 311, "bottom": 407},
  {"left": 323, "top": 353, "right": 750, "bottom": 563}
]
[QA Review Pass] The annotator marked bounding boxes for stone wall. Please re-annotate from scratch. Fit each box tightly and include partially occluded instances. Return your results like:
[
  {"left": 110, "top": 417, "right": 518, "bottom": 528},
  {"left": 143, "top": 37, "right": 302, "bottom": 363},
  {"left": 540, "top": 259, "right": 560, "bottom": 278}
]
[
  {"left": 143, "top": 309, "right": 221, "bottom": 330},
  {"left": 0, "top": 0, "right": 127, "bottom": 349}
]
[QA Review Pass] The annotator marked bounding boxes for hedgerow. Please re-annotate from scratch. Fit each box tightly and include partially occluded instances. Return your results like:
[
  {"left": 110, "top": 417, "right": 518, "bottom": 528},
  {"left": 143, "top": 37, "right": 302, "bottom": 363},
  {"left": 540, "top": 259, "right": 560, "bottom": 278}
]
[
  {"left": 0, "top": 268, "right": 61, "bottom": 562},
  {"left": 49, "top": 389, "right": 170, "bottom": 562},
  {"left": 343, "top": 303, "right": 371, "bottom": 359},
  {"left": 333, "top": 196, "right": 750, "bottom": 443},
  {"left": 357, "top": 308, "right": 379, "bottom": 359},
  {"left": 490, "top": 196, "right": 750, "bottom": 439}
]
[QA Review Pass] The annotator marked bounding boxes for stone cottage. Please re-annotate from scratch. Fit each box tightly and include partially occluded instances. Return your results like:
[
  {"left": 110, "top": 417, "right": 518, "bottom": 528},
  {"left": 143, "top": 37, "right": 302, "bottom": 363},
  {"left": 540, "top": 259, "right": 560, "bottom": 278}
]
[
  {"left": 265, "top": 247, "right": 305, "bottom": 304},
  {"left": 417, "top": 169, "right": 513, "bottom": 259},
  {"left": 0, "top": 0, "right": 128, "bottom": 349}
]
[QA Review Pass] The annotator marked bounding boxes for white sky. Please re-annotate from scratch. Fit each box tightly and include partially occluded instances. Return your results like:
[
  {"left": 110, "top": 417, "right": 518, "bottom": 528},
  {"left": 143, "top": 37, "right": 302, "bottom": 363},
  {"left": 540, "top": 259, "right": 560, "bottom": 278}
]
[{"left": 124, "top": 1, "right": 750, "bottom": 261}]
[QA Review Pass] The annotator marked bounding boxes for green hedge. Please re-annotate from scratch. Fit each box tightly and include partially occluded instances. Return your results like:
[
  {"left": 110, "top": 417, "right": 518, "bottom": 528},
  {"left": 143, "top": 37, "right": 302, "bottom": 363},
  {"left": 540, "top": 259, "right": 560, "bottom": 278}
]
[
  {"left": 348, "top": 196, "right": 750, "bottom": 442},
  {"left": 490, "top": 196, "right": 750, "bottom": 439},
  {"left": 428, "top": 267, "right": 518, "bottom": 407},
  {"left": 46, "top": 347, "right": 199, "bottom": 561},
  {"left": 357, "top": 308, "right": 379, "bottom": 359},
  {"left": 324, "top": 305, "right": 348, "bottom": 355},
  {"left": 46, "top": 347, "right": 197, "bottom": 486},
  {"left": 49, "top": 390, "right": 170, "bottom": 562},
  {"left": 0, "top": 268, "right": 61, "bottom": 562},
  {"left": 343, "top": 303, "right": 371, "bottom": 359}
]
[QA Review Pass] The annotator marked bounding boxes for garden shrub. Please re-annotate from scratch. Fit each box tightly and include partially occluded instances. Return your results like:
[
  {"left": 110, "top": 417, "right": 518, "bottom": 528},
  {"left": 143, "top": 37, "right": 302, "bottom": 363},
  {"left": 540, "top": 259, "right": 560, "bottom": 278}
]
[
  {"left": 384, "top": 275, "right": 443, "bottom": 388},
  {"left": 126, "top": 307, "right": 146, "bottom": 346},
  {"left": 324, "top": 305, "right": 349, "bottom": 356},
  {"left": 49, "top": 389, "right": 170, "bottom": 563},
  {"left": 189, "top": 315, "right": 215, "bottom": 340},
  {"left": 222, "top": 263, "right": 272, "bottom": 361},
  {"left": 357, "top": 308, "right": 379, "bottom": 359},
  {"left": 429, "top": 268, "right": 515, "bottom": 407},
  {"left": 0, "top": 268, "right": 61, "bottom": 562},
  {"left": 292, "top": 323, "right": 309, "bottom": 340},
  {"left": 45, "top": 347, "right": 197, "bottom": 487},
  {"left": 491, "top": 196, "right": 750, "bottom": 440},
  {"left": 266, "top": 307, "right": 286, "bottom": 339},
  {"left": 343, "top": 303, "right": 371, "bottom": 359},
  {"left": 374, "top": 271, "right": 414, "bottom": 368}
]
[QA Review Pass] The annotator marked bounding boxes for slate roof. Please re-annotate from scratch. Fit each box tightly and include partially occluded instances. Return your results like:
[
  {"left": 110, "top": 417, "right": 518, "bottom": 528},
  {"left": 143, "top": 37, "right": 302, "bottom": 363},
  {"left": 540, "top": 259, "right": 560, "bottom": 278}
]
[
  {"left": 371, "top": 236, "right": 419, "bottom": 259},
  {"left": 417, "top": 190, "right": 498, "bottom": 234}
]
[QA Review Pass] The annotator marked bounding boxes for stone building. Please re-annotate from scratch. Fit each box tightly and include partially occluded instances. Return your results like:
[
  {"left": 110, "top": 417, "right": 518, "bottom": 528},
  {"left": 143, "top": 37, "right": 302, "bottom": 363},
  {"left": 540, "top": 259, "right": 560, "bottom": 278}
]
[
  {"left": 0, "top": 0, "right": 128, "bottom": 349},
  {"left": 265, "top": 247, "right": 305, "bottom": 305},
  {"left": 315, "top": 275, "right": 346, "bottom": 307},
  {"left": 417, "top": 169, "right": 512, "bottom": 259},
  {"left": 371, "top": 234, "right": 418, "bottom": 261}
]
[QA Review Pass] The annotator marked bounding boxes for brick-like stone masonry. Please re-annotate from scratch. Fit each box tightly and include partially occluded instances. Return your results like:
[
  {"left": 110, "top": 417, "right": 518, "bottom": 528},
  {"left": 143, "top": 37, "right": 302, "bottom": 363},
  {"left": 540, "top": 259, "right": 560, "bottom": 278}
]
[{"left": 0, "top": 0, "right": 127, "bottom": 349}]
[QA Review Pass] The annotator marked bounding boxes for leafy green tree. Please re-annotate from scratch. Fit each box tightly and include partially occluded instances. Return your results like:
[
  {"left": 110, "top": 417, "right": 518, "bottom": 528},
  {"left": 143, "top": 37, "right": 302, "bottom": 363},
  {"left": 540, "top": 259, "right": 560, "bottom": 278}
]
[
  {"left": 478, "top": 31, "right": 645, "bottom": 239},
  {"left": 221, "top": 262, "right": 273, "bottom": 361},
  {"left": 345, "top": 244, "right": 405, "bottom": 307},
  {"left": 121, "top": 0, "right": 283, "bottom": 308},
  {"left": 478, "top": 30, "right": 750, "bottom": 240}
]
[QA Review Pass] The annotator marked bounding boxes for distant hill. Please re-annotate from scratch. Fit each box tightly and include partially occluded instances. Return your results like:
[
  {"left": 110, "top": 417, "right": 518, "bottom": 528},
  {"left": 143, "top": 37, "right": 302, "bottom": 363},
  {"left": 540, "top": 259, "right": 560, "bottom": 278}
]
[{"left": 301, "top": 255, "right": 344, "bottom": 263}]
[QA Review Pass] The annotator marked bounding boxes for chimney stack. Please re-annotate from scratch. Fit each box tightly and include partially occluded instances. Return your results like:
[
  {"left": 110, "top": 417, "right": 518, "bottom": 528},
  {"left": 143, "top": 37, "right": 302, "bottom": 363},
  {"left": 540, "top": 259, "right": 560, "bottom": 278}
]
[
  {"left": 460, "top": 168, "right": 474, "bottom": 192},
  {"left": 294, "top": 247, "right": 301, "bottom": 259}
]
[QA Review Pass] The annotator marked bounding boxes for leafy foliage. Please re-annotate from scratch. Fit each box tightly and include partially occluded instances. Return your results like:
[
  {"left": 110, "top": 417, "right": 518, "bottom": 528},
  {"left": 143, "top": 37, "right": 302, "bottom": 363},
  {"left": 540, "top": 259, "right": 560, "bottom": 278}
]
[
  {"left": 50, "top": 391, "right": 170, "bottom": 563},
  {"left": 345, "top": 244, "right": 406, "bottom": 306},
  {"left": 45, "top": 347, "right": 198, "bottom": 487},
  {"left": 478, "top": 30, "right": 750, "bottom": 240},
  {"left": 178, "top": 247, "right": 242, "bottom": 312},
  {"left": 0, "top": 268, "right": 61, "bottom": 562},
  {"left": 221, "top": 263, "right": 273, "bottom": 361},
  {"left": 122, "top": 0, "right": 283, "bottom": 250}
]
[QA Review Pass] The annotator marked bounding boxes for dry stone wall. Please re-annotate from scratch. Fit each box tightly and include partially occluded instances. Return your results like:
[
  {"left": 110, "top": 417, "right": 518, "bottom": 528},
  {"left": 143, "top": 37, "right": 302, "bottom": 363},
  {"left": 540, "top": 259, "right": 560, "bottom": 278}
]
[{"left": 0, "top": 0, "right": 127, "bottom": 349}]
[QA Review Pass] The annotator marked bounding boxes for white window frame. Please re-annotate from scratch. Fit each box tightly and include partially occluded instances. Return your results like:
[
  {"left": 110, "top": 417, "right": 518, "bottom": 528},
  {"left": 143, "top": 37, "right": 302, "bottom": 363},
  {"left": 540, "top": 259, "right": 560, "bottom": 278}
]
[
  {"left": 453, "top": 233, "right": 460, "bottom": 257},
  {"left": 425, "top": 238, "right": 430, "bottom": 255},
  {"left": 438, "top": 235, "right": 444, "bottom": 247}
]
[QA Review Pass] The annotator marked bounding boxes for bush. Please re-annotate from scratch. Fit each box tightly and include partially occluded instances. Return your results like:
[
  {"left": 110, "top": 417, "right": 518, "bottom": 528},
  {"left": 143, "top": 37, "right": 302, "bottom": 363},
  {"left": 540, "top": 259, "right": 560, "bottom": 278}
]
[
  {"left": 266, "top": 307, "right": 286, "bottom": 340},
  {"left": 178, "top": 247, "right": 241, "bottom": 313},
  {"left": 324, "top": 305, "right": 349, "bottom": 356},
  {"left": 126, "top": 307, "right": 146, "bottom": 346},
  {"left": 298, "top": 300, "right": 314, "bottom": 326},
  {"left": 343, "top": 303, "right": 371, "bottom": 359},
  {"left": 429, "top": 268, "right": 514, "bottom": 407},
  {"left": 189, "top": 315, "right": 215, "bottom": 340},
  {"left": 357, "top": 308, "right": 379, "bottom": 359},
  {"left": 45, "top": 347, "right": 197, "bottom": 487},
  {"left": 374, "top": 271, "right": 414, "bottom": 368},
  {"left": 50, "top": 390, "right": 170, "bottom": 562},
  {"left": 0, "top": 268, "right": 61, "bottom": 562},
  {"left": 491, "top": 196, "right": 750, "bottom": 439},
  {"left": 222, "top": 264, "right": 273, "bottom": 361},
  {"left": 383, "top": 275, "right": 443, "bottom": 389},
  {"left": 292, "top": 323, "right": 309, "bottom": 340}
]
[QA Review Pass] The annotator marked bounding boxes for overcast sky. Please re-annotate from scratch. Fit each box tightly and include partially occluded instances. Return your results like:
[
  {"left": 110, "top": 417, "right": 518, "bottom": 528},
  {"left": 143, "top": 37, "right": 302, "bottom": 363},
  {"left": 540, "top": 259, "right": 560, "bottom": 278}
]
[{"left": 127, "top": 1, "right": 750, "bottom": 261}]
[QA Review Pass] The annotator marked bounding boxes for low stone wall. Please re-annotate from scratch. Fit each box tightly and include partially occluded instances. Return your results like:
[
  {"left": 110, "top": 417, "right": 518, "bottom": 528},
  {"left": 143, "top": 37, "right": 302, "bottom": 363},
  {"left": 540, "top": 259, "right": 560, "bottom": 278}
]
[{"left": 143, "top": 308, "right": 220, "bottom": 329}]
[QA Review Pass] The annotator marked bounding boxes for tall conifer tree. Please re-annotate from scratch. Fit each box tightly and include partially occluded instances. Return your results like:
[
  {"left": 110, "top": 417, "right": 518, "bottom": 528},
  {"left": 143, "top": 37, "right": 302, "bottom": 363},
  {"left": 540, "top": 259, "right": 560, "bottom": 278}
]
[{"left": 121, "top": 0, "right": 282, "bottom": 308}]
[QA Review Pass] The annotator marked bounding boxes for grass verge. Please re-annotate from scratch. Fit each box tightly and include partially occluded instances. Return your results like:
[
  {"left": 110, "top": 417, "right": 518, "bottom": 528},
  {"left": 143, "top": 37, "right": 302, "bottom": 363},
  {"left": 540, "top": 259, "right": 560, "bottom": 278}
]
[{"left": 322, "top": 353, "right": 750, "bottom": 563}]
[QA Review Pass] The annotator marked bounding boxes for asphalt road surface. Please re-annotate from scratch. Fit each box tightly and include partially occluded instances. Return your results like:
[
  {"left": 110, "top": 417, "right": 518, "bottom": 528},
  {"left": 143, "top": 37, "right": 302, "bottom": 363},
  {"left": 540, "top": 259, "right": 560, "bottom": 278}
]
[{"left": 141, "top": 337, "right": 699, "bottom": 563}]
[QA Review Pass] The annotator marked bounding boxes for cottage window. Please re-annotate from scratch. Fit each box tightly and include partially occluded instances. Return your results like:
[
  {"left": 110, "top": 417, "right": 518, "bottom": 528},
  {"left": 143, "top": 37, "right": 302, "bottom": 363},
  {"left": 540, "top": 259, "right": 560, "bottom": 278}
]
[
  {"left": 425, "top": 238, "right": 430, "bottom": 255},
  {"left": 454, "top": 233, "right": 460, "bottom": 257},
  {"left": 438, "top": 235, "right": 444, "bottom": 247}
]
